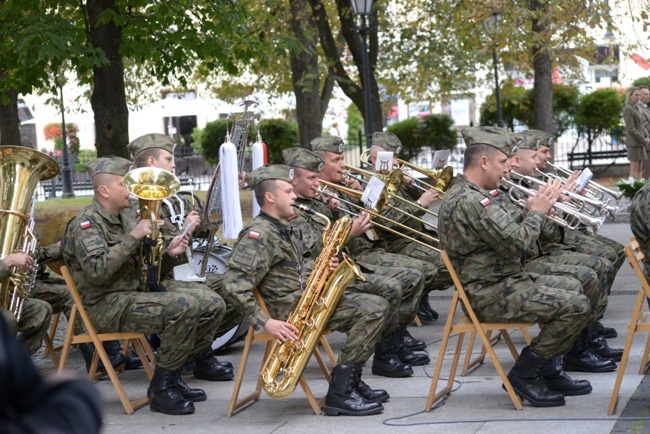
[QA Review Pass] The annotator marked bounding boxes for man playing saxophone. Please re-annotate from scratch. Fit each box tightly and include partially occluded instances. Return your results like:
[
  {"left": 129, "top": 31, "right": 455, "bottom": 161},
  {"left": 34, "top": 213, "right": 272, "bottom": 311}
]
[
  {"left": 223, "top": 164, "right": 389, "bottom": 416},
  {"left": 284, "top": 146, "right": 429, "bottom": 379}
]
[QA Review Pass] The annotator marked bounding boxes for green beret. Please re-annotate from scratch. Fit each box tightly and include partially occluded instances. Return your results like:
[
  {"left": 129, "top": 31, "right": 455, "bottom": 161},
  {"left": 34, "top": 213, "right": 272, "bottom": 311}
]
[
  {"left": 310, "top": 135, "right": 345, "bottom": 154},
  {"left": 127, "top": 133, "right": 176, "bottom": 159},
  {"left": 461, "top": 127, "right": 517, "bottom": 157},
  {"left": 246, "top": 164, "right": 294, "bottom": 188},
  {"left": 372, "top": 132, "right": 403, "bottom": 155},
  {"left": 282, "top": 147, "right": 324, "bottom": 173},
  {"left": 521, "top": 129, "right": 554, "bottom": 149},
  {"left": 85, "top": 156, "right": 133, "bottom": 178}
]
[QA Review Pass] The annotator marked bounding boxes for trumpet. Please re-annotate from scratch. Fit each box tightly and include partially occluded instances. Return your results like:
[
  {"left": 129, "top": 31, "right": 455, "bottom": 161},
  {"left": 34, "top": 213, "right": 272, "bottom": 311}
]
[
  {"left": 359, "top": 149, "right": 453, "bottom": 195},
  {"left": 539, "top": 163, "right": 623, "bottom": 202},
  {"left": 342, "top": 165, "right": 440, "bottom": 222},
  {"left": 512, "top": 171, "right": 617, "bottom": 218},
  {"left": 501, "top": 178, "right": 606, "bottom": 233},
  {"left": 316, "top": 182, "right": 440, "bottom": 252}
]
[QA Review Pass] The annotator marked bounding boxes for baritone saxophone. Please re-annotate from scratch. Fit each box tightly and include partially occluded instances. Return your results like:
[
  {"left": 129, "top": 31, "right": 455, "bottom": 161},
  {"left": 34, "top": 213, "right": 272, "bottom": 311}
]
[{"left": 260, "top": 204, "right": 364, "bottom": 399}]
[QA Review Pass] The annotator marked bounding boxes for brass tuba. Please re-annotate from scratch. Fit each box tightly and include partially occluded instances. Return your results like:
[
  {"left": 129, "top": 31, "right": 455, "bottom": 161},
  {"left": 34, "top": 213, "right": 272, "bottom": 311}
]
[
  {"left": 260, "top": 204, "right": 364, "bottom": 399},
  {"left": 123, "top": 168, "right": 180, "bottom": 291},
  {"left": 0, "top": 146, "right": 59, "bottom": 321}
]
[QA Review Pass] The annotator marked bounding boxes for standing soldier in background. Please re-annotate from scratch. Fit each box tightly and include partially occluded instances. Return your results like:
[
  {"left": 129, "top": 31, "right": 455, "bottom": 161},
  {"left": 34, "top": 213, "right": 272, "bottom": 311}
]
[{"left": 638, "top": 86, "right": 650, "bottom": 179}]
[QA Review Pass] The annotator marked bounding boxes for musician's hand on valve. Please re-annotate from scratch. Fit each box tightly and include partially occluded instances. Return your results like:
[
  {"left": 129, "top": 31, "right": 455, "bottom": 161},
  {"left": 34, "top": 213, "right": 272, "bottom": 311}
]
[
  {"left": 342, "top": 176, "right": 363, "bottom": 191},
  {"left": 403, "top": 175, "right": 415, "bottom": 187},
  {"left": 167, "top": 233, "right": 190, "bottom": 257},
  {"left": 527, "top": 185, "right": 560, "bottom": 214},
  {"left": 264, "top": 318, "right": 299, "bottom": 343},
  {"left": 130, "top": 219, "right": 153, "bottom": 240},
  {"left": 329, "top": 255, "right": 340, "bottom": 271},
  {"left": 350, "top": 212, "right": 372, "bottom": 237},
  {"left": 183, "top": 211, "right": 201, "bottom": 233},
  {"left": 321, "top": 194, "right": 341, "bottom": 212},
  {"left": 4, "top": 252, "right": 34, "bottom": 272},
  {"left": 418, "top": 189, "right": 440, "bottom": 208}
]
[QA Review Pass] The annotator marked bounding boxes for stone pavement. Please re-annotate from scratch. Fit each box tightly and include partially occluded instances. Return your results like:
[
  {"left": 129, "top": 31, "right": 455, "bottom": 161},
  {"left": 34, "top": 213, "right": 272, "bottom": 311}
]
[{"left": 37, "top": 223, "right": 650, "bottom": 434}]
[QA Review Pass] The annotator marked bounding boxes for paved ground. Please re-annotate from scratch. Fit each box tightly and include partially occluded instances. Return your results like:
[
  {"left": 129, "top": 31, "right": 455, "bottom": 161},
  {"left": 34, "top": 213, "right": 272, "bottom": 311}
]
[{"left": 35, "top": 223, "right": 650, "bottom": 433}]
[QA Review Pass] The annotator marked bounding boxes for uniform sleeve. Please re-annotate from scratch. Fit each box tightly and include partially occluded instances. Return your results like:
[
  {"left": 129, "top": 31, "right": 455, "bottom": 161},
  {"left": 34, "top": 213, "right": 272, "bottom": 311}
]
[
  {"left": 34, "top": 243, "right": 62, "bottom": 263},
  {"left": 469, "top": 198, "right": 545, "bottom": 258},
  {"left": 624, "top": 106, "right": 647, "bottom": 144},
  {"left": 70, "top": 218, "right": 140, "bottom": 287},
  {"left": 222, "top": 231, "right": 276, "bottom": 330},
  {"left": 0, "top": 260, "right": 11, "bottom": 282}
]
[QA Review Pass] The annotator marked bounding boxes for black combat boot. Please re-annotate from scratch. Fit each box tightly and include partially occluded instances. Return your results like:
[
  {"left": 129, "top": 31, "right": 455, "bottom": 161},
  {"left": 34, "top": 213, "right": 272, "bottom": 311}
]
[
  {"left": 322, "top": 364, "right": 384, "bottom": 416},
  {"left": 564, "top": 329, "right": 617, "bottom": 373},
  {"left": 351, "top": 366, "right": 389, "bottom": 403},
  {"left": 193, "top": 347, "right": 234, "bottom": 381},
  {"left": 149, "top": 367, "right": 195, "bottom": 415},
  {"left": 177, "top": 376, "right": 207, "bottom": 402},
  {"left": 403, "top": 329, "right": 426, "bottom": 351},
  {"left": 393, "top": 324, "right": 430, "bottom": 366},
  {"left": 593, "top": 320, "right": 617, "bottom": 339},
  {"left": 507, "top": 346, "right": 565, "bottom": 407},
  {"left": 371, "top": 335, "right": 413, "bottom": 377},
  {"left": 78, "top": 342, "right": 126, "bottom": 373},
  {"left": 416, "top": 295, "right": 434, "bottom": 322},
  {"left": 542, "top": 355, "right": 592, "bottom": 396},
  {"left": 589, "top": 336, "right": 623, "bottom": 362},
  {"left": 124, "top": 348, "right": 144, "bottom": 370}
]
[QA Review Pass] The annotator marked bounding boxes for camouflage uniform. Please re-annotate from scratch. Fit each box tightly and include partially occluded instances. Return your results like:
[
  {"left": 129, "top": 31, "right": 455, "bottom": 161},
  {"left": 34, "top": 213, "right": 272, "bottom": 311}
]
[
  {"left": 61, "top": 158, "right": 222, "bottom": 372},
  {"left": 224, "top": 209, "right": 388, "bottom": 365},
  {"left": 439, "top": 174, "right": 592, "bottom": 359},
  {"left": 631, "top": 180, "right": 650, "bottom": 279},
  {"left": 0, "top": 260, "right": 52, "bottom": 355}
]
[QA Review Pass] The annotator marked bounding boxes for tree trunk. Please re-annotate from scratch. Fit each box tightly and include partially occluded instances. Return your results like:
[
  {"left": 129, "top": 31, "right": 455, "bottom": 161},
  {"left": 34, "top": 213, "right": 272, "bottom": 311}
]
[
  {"left": 289, "top": 0, "right": 326, "bottom": 148},
  {"left": 530, "top": 0, "right": 554, "bottom": 136},
  {"left": 87, "top": 0, "right": 130, "bottom": 158},
  {"left": 0, "top": 86, "right": 21, "bottom": 147}
]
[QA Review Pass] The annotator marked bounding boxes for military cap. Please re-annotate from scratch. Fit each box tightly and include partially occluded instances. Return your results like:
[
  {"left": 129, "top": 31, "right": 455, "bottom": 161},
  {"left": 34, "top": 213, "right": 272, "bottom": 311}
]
[
  {"left": 310, "top": 135, "right": 345, "bottom": 154},
  {"left": 479, "top": 126, "right": 526, "bottom": 153},
  {"left": 521, "top": 129, "right": 554, "bottom": 149},
  {"left": 372, "top": 132, "right": 403, "bottom": 155},
  {"left": 282, "top": 147, "right": 324, "bottom": 173},
  {"left": 127, "top": 133, "right": 176, "bottom": 158},
  {"left": 246, "top": 164, "right": 294, "bottom": 188},
  {"left": 85, "top": 156, "right": 133, "bottom": 178},
  {"left": 461, "top": 127, "right": 517, "bottom": 157}
]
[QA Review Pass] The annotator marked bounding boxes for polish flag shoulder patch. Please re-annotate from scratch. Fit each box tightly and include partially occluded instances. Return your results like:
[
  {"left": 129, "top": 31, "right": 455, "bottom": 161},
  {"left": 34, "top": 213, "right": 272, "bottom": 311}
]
[
  {"left": 248, "top": 231, "right": 260, "bottom": 239},
  {"left": 80, "top": 220, "right": 92, "bottom": 230},
  {"left": 136, "top": 209, "right": 141, "bottom": 216},
  {"left": 480, "top": 198, "right": 491, "bottom": 207},
  {"left": 489, "top": 189, "right": 499, "bottom": 196}
]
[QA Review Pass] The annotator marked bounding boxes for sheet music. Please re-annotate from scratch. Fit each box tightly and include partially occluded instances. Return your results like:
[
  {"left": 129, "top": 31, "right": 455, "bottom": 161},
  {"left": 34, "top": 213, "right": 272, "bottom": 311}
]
[
  {"left": 432, "top": 150, "right": 450, "bottom": 170},
  {"left": 576, "top": 167, "right": 593, "bottom": 192},
  {"left": 361, "top": 176, "right": 386, "bottom": 210}
]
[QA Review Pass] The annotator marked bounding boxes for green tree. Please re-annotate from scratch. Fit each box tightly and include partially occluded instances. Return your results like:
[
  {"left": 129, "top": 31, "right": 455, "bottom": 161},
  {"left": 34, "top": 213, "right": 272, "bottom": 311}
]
[
  {"left": 419, "top": 114, "right": 456, "bottom": 151},
  {"left": 574, "top": 88, "right": 622, "bottom": 151},
  {"left": 258, "top": 118, "right": 299, "bottom": 163},
  {"left": 633, "top": 77, "right": 650, "bottom": 88},
  {"left": 387, "top": 118, "right": 420, "bottom": 161},
  {"left": 346, "top": 103, "right": 364, "bottom": 145},
  {"left": 480, "top": 82, "right": 532, "bottom": 129}
]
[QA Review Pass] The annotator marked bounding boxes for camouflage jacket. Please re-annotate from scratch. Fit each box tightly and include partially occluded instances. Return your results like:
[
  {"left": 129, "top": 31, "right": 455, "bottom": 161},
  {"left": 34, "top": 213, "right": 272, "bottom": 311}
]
[
  {"left": 61, "top": 198, "right": 175, "bottom": 329},
  {"left": 0, "top": 261, "right": 9, "bottom": 282},
  {"left": 631, "top": 180, "right": 650, "bottom": 258},
  {"left": 222, "top": 212, "right": 304, "bottom": 330},
  {"left": 438, "top": 175, "right": 545, "bottom": 308}
]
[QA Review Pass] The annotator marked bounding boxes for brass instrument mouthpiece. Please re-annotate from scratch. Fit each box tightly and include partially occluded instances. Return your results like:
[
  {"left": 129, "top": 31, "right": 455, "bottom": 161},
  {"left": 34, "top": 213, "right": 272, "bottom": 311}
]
[{"left": 292, "top": 203, "right": 315, "bottom": 215}]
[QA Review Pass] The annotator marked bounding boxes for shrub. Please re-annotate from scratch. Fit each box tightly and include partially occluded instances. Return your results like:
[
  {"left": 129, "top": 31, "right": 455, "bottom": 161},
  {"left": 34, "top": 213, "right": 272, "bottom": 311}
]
[
  {"left": 258, "top": 119, "right": 299, "bottom": 163},
  {"left": 346, "top": 103, "right": 364, "bottom": 145},
  {"left": 193, "top": 119, "right": 260, "bottom": 166},
  {"left": 574, "top": 88, "right": 622, "bottom": 149},
  {"left": 75, "top": 149, "right": 97, "bottom": 172},
  {"left": 387, "top": 117, "right": 420, "bottom": 161},
  {"left": 419, "top": 114, "right": 456, "bottom": 151}
]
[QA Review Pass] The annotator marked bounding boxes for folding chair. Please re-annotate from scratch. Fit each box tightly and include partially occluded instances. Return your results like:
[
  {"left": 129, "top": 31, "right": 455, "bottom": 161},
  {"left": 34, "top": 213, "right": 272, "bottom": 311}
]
[
  {"left": 425, "top": 251, "right": 535, "bottom": 411},
  {"left": 42, "top": 312, "right": 62, "bottom": 366},
  {"left": 58, "top": 266, "right": 156, "bottom": 415},
  {"left": 227, "top": 288, "right": 337, "bottom": 417},
  {"left": 608, "top": 239, "right": 650, "bottom": 415},
  {"left": 461, "top": 326, "right": 532, "bottom": 376}
]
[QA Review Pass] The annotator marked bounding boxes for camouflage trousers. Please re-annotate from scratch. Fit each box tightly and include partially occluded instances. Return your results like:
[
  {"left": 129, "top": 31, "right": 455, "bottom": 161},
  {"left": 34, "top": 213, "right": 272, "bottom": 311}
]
[
  {"left": 32, "top": 280, "right": 85, "bottom": 335},
  {"left": 206, "top": 273, "right": 245, "bottom": 338},
  {"left": 2, "top": 298, "right": 52, "bottom": 356},
  {"left": 475, "top": 274, "right": 592, "bottom": 359},
  {"left": 266, "top": 291, "right": 389, "bottom": 366},
  {"left": 563, "top": 230, "right": 625, "bottom": 294},
  {"left": 391, "top": 242, "right": 454, "bottom": 292},
  {"left": 524, "top": 256, "right": 608, "bottom": 324},
  {"left": 91, "top": 289, "right": 222, "bottom": 371}
]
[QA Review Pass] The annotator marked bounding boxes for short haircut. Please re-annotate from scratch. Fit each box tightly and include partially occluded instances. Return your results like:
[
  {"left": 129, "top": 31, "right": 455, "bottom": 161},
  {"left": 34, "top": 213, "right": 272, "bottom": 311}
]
[
  {"left": 254, "top": 179, "right": 278, "bottom": 207},
  {"left": 92, "top": 173, "right": 118, "bottom": 194},
  {"left": 463, "top": 144, "right": 499, "bottom": 170},
  {"left": 133, "top": 148, "right": 163, "bottom": 168}
]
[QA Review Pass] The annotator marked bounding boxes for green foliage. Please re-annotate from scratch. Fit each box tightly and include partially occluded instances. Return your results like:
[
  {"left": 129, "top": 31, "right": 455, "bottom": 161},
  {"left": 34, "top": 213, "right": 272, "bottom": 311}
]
[
  {"left": 74, "top": 149, "right": 97, "bottom": 172},
  {"left": 195, "top": 119, "right": 229, "bottom": 166},
  {"left": 480, "top": 82, "right": 532, "bottom": 129},
  {"left": 419, "top": 114, "right": 457, "bottom": 151},
  {"left": 43, "top": 123, "right": 80, "bottom": 154},
  {"left": 346, "top": 104, "right": 364, "bottom": 145},
  {"left": 258, "top": 119, "right": 299, "bottom": 164},
  {"left": 574, "top": 88, "right": 622, "bottom": 147},
  {"left": 615, "top": 178, "right": 645, "bottom": 199},
  {"left": 632, "top": 77, "right": 650, "bottom": 88},
  {"left": 551, "top": 84, "right": 580, "bottom": 136}
]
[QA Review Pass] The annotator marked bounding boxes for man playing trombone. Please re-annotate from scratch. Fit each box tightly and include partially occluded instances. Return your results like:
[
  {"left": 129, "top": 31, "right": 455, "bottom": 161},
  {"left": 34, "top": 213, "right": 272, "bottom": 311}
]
[{"left": 438, "top": 129, "right": 596, "bottom": 407}]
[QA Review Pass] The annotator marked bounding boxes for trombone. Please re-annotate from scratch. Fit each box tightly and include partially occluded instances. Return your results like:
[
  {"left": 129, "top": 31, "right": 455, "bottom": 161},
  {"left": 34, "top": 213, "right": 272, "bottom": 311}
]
[
  {"left": 512, "top": 171, "right": 617, "bottom": 218},
  {"left": 501, "top": 178, "right": 606, "bottom": 233},
  {"left": 359, "top": 149, "right": 454, "bottom": 195},
  {"left": 316, "top": 182, "right": 440, "bottom": 252},
  {"left": 537, "top": 162, "right": 623, "bottom": 202}
]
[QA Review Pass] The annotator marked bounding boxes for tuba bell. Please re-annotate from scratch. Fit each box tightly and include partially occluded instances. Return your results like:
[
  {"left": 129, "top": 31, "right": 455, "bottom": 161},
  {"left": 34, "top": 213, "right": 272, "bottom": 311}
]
[
  {"left": 123, "top": 167, "right": 180, "bottom": 291},
  {"left": 0, "top": 146, "right": 59, "bottom": 321}
]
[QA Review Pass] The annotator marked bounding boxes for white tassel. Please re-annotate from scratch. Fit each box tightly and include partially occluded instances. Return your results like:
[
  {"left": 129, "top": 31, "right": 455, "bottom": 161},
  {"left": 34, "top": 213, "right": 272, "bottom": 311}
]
[
  {"left": 251, "top": 138, "right": 267, "bottom": 218},
  {"left": 220, "top": 140, "right": 243, "bottom": 239}
]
